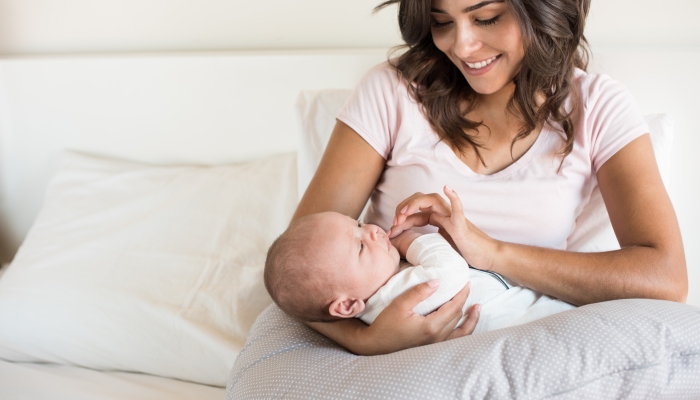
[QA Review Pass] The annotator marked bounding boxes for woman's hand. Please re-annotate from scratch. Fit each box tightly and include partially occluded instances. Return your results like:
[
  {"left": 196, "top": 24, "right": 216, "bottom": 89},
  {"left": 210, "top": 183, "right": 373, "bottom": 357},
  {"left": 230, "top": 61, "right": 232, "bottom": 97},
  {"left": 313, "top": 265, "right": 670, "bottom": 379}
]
[
  {"left": 306, "top": 280, "right": 479, "bottom": 355},
  {"left": 365, "top": 280, "right": 479, "bottom": 355},
  {"left": 389, "top": 186, "right": 499, "bottom": 271}
]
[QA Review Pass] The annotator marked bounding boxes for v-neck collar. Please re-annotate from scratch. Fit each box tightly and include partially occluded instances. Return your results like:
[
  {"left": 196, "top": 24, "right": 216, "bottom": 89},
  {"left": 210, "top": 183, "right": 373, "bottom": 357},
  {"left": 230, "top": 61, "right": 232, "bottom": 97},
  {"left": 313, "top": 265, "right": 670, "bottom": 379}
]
[{"left": 435, "top": 122, "right": 554, "bottom": 181}]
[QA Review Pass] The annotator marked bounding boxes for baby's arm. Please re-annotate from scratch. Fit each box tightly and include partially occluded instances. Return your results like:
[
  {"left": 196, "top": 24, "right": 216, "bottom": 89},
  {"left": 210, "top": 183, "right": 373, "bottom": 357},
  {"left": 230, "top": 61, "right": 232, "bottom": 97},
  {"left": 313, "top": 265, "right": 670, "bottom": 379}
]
[
  {"left": 406, "top": 234, "right": 469, "bottom": 273},
  {"left": 404, "top": 234, "right": 471, "bottom": 317},
  {"left": 359, "top": 233, "right": 470, "bottom": 325},
  {"left": 390, "top": 230, "right": 422, "bottom": 258}
]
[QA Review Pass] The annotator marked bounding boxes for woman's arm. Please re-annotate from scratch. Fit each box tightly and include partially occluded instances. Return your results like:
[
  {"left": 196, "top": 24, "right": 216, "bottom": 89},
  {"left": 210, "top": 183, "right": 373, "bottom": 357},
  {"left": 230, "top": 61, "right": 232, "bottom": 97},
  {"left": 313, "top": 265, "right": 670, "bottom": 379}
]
[
  {"left": 391, "top": 134, "right": 687, "bottom": 305},
  {"left": 293, "top": 120, "right": 384, "bottom": 222},
  {"left": 294, "top": 120, "right": 479, "bottom": 355},
  {"left": 492, "top": 134, "right": 687, "bottom": 305}
]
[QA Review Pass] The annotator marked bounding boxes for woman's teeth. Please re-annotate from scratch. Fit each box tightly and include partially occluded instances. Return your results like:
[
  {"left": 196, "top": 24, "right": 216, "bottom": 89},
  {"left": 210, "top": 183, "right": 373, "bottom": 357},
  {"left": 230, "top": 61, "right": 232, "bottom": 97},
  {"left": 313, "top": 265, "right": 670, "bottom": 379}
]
[{"left": 465, "top": 55, "right": 499, "bottom": 70}]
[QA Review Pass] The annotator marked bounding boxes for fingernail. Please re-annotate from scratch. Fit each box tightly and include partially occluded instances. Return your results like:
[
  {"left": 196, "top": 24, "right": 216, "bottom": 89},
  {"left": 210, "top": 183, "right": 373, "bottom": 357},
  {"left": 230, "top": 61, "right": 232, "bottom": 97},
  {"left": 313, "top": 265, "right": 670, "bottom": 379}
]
[
  {"left": 476, "top": 304, "right": 481, "bottom": 312},
  {"left": 445, "top": 185, "right": 454, "bottom": 193},
  {"left": 427, "top": 279, "right": 439, "bottom": 288},
  {"left": 401, "top": 205, "right": 408, "bottom": 214}
]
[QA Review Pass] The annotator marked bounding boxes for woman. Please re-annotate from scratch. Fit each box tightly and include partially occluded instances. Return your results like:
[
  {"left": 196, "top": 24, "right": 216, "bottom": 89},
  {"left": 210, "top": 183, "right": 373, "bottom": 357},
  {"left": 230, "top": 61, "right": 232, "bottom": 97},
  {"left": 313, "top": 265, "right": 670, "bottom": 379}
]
[{"left": 292, "top": 0, "right": 687, "bottom": 355}]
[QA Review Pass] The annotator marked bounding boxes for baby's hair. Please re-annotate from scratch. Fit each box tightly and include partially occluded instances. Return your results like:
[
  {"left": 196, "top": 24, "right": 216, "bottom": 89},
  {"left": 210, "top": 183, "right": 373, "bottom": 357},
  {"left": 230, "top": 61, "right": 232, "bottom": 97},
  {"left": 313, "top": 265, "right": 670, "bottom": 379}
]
[{"left": 264, "top": 214, "right": 341, "bottom": 323}]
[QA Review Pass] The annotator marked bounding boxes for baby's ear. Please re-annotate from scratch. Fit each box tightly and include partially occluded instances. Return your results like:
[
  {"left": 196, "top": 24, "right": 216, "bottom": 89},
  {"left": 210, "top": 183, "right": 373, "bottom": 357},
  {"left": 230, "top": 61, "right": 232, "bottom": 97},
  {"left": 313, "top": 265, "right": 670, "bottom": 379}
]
[{"left": 329, "top": 297, "right": 366, "bottom": 318}]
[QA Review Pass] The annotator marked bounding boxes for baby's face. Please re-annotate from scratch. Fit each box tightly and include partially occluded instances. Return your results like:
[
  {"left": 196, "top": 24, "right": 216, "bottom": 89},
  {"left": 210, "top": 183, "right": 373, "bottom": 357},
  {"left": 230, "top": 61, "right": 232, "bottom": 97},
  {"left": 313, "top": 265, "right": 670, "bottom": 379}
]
[{"left": 310, "top": 212, "right": 401, "bottom": 301}]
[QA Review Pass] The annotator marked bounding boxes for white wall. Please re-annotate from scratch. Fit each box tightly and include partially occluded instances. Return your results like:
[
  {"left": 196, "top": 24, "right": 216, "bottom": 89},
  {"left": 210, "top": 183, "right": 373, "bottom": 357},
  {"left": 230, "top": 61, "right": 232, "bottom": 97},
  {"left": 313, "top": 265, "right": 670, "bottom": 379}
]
[
  {"left": 0, "top": 0, "right": 699, "bottom": 54},
  {"left": 0, "top": 0, "right": 698, "bottom": 306}
]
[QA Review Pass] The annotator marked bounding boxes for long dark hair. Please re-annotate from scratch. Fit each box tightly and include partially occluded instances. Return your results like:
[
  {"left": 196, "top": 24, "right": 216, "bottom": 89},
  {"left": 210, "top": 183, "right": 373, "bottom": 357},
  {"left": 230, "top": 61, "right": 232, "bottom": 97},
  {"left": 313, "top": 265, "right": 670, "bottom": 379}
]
[{"left": 375, "top": 0, "right": 591, "bottom": 166}]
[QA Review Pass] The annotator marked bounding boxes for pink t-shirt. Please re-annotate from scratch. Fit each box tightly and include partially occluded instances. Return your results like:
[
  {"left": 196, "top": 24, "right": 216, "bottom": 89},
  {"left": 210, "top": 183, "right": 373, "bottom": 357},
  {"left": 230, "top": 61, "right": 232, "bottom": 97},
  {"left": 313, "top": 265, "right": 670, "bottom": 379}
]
[{"left": 337, "top": 62, "right": 648, "bottom": 250}]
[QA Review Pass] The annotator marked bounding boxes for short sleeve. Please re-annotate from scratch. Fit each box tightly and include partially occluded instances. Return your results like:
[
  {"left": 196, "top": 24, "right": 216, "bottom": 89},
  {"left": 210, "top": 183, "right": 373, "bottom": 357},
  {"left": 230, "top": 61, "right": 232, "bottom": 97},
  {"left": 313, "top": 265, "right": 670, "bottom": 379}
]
[
  {"left": 336, "top": 62, "right": 401, "bottom": 160},
  {"left": 584, "top": 74, "right": 649, "bottom": 172}
]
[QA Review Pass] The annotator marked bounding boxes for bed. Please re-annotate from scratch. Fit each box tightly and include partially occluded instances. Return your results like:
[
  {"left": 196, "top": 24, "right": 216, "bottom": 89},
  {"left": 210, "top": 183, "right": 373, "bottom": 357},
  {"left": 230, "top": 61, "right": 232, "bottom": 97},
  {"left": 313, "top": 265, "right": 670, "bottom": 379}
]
[{"left": 0, "top": 48, "right": 698, "bottom": 399}]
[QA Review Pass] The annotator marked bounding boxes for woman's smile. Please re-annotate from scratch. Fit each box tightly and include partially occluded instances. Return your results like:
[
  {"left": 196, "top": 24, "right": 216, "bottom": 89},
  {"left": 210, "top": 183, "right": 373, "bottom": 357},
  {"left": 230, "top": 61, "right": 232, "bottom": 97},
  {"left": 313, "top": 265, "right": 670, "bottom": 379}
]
[
  {"left": 463, "top": 54, "right": 500, "bottom": 70},
  {"left": 461, "top": 54, "right": 502, "bottom": 76}
]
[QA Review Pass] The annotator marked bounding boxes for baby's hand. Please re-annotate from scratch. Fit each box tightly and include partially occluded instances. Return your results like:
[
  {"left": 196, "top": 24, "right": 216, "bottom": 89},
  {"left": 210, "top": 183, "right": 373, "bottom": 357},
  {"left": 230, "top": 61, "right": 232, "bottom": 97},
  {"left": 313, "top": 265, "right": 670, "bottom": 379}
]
[{"left": 390, "top": 230, "right": 422, "bottom": 258}]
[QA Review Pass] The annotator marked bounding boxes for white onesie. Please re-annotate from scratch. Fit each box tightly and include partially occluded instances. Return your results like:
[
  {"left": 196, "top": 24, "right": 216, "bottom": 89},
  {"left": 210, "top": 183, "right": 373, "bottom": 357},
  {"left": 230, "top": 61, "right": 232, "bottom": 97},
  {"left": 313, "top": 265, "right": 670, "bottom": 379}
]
[{"left": 356, "top": 233, "right": 576, "bottom": 334}]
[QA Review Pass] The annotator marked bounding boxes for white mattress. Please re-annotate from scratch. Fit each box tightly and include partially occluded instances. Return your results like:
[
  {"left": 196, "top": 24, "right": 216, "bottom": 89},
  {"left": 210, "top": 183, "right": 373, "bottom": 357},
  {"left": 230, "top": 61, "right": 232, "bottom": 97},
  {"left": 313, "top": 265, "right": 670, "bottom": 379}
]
[{"left": 0, "top": 359, "right": 226, "bottom": 400}]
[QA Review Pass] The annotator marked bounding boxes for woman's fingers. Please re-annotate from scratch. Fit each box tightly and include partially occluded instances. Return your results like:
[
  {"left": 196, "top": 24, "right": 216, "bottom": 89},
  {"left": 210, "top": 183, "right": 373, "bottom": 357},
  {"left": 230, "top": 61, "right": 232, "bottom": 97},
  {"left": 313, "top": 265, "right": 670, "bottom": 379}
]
[
  {"left": 388, "top": 212, "right": 433, "bottom": 238},
  {"left": 389, "top": 279, "right": 441, "bottom": 313},
  {"left": 368, "top": 281, "right": 475, "bottom": 353},
  {"left": 393, "top": 192, "right": 424, "bottom": 226},
  {"left": 393, "top": 192, "right": 451, "bottom": 226},
  {"left": 423, "top": 281, "right": 471, "bottom": 338},
  {"left": 363, "top": 280, "right": 442, "bottom": 355},
  {"left": 446, "top": 304, "right": 480, "bottom": 340},
  {"left": 393, "top": 187, "right": 462, "bottom": 228},
  {"left": 436, "top": 304, "right": 469, "bottom": 341},
  {"left": 443, "top": 185, "right": 465, "bottom": 222}
]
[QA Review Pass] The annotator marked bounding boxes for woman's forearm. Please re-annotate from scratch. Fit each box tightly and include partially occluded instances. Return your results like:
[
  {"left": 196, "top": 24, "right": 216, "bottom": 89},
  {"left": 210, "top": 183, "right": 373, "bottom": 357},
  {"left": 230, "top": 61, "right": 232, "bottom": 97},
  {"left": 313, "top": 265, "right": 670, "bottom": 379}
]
[
  {"left": 492, "top": 136, "right": 687, "bottom": 306},
  {"left": 492, "top": 242, "right": 687, "bottom": 306},
  {"left": 306, "top": 319, "right": 371, "bottom": 355}
]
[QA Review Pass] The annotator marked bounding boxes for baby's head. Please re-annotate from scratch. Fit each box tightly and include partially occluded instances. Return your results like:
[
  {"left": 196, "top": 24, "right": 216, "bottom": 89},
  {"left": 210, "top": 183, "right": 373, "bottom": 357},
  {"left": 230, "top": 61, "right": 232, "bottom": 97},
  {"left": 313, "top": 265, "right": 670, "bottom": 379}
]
[{"left": 264, "top": 212, "right": 400, "bottom": 322}]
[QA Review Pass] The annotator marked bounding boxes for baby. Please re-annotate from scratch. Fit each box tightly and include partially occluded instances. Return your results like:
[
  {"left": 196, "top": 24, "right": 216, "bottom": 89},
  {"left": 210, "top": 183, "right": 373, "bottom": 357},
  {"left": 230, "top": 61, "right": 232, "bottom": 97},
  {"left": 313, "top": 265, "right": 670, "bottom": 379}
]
[{"left": 264, "top": 212, "right": 575, "bottom": 334}]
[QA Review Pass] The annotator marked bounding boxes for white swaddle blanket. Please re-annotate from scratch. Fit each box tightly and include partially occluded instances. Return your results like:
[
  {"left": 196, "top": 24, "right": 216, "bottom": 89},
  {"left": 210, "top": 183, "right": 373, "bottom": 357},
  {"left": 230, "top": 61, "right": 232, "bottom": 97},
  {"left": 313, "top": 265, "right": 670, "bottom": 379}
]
[{"left": 357, "top": 233, "right": 575, "bottom": 334}]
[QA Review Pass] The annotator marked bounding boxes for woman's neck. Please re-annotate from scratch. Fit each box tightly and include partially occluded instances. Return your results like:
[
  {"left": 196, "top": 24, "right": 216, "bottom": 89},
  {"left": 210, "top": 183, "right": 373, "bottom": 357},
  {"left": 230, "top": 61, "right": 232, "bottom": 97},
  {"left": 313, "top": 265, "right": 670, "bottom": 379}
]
[{"left": 471, "top": 82, "right": 517, "bottom": 126}]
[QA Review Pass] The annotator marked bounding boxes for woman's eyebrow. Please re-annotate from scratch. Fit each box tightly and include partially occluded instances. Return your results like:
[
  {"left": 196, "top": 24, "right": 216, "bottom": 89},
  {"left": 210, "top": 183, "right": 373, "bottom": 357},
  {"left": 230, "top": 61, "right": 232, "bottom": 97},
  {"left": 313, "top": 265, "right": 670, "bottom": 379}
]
[{"left": 431, "top": 0, "right": 505, "bottom": 14}]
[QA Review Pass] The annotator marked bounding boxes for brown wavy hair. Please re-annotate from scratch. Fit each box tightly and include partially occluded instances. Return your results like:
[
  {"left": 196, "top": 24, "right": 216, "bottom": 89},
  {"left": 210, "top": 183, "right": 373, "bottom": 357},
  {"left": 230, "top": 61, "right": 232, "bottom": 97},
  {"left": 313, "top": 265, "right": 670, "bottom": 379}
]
[{"left": 375, "top": 0, "right": 591, "bottom": 166}]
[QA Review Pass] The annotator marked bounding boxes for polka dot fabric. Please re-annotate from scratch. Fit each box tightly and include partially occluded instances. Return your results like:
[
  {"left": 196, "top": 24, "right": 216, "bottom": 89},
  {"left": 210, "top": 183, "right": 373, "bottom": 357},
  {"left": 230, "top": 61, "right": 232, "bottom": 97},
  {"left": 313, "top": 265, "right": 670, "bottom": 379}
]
[{"left": 228, "top": 299, "right": 700, "bottom": 399}]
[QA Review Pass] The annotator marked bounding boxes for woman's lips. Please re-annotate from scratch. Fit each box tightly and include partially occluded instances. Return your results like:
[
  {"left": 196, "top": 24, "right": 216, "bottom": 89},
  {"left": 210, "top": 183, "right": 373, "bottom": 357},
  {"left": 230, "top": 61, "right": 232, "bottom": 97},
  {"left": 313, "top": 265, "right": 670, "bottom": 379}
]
[{"left": 461, "top": 54, "right": 502, "bottom": 76}]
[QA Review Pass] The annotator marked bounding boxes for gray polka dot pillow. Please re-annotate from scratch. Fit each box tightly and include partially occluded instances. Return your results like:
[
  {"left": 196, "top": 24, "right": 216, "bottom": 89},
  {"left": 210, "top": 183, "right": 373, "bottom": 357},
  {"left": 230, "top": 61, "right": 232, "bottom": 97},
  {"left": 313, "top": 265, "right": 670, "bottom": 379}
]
[{"left": 228, "top": 299, "right": 700, "bottom": 399}]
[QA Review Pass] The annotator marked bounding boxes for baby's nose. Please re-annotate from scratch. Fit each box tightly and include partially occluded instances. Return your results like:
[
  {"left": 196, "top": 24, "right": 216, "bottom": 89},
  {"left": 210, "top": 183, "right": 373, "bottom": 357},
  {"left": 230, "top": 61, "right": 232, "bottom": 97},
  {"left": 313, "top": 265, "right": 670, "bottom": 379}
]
[{"left": 370, "top": 225, "right": 384, "bottom": 241}]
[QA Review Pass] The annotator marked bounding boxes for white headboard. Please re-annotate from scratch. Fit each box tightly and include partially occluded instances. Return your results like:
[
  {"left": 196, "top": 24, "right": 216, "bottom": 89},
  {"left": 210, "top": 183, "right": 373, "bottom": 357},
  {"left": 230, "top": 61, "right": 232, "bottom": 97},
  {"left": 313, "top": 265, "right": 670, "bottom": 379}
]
[
  {"left": 0, "top": 49, "right": 388, "bottom": 258},
  {"left": 1, "top": 48, "right": 699, "bottom": 309}
]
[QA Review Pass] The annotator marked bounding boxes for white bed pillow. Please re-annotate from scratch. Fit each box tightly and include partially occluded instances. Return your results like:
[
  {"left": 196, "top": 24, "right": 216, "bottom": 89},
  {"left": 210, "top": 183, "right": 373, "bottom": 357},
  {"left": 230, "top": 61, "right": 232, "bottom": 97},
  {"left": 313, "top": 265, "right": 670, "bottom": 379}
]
[
  {"left": 296, "top": 89, "right": 673, "bottom": 252},
  {"left": 0, "top": 151, "right": 297, "bottom": 387}
]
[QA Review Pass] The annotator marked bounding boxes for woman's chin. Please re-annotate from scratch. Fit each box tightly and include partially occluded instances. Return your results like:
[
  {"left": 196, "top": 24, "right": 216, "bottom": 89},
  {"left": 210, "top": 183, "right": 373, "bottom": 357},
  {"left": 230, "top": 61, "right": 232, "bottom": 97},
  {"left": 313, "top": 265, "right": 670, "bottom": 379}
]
[
  {"left": 464, "top": 78, "right": 516, "bottom": 99},
  {"left": 464, "top": 80, "right": 507, "bottom": 96}
]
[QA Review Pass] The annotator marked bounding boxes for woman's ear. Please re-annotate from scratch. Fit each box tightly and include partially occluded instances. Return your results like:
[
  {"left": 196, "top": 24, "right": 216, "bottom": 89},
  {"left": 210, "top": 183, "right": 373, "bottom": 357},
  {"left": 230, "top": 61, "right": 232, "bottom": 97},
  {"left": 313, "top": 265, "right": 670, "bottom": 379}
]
[{"left": 329, "top": 297, "right": 366, "bottom": 318}]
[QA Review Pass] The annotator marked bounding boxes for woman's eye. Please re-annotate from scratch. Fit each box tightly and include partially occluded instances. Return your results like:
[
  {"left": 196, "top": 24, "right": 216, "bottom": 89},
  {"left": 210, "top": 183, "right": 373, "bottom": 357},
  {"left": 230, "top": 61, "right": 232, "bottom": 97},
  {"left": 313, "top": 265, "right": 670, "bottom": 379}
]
[
  {"left": 431, "top": 19, "right": 452, "bottom": 29},
  {"left": 475, "top": 15, "right": 500, "bottom": 26}
]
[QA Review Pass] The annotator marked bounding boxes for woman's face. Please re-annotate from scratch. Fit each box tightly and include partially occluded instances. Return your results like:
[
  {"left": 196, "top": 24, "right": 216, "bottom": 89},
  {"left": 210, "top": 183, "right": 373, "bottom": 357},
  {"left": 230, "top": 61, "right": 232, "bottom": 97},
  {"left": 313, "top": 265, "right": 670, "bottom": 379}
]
[{"left": 430, "top": 0, "right": 525, "bottom": 96}]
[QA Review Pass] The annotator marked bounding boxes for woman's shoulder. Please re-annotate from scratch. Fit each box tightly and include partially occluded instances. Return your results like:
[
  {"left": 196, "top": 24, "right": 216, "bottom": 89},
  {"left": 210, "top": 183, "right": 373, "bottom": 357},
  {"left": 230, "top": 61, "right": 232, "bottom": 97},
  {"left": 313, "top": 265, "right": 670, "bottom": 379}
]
[
  {"left": 356, "top": 60, "right": 410, "bottom": 92},
  {"left": 572, "top": 68, "right": 636, "bottom": 111},
  {"left": 344, "top": 60, "right": 419, "bottom": 120},
  {"left": 569, "top": 68, "right": 649, "bottom": 172}
]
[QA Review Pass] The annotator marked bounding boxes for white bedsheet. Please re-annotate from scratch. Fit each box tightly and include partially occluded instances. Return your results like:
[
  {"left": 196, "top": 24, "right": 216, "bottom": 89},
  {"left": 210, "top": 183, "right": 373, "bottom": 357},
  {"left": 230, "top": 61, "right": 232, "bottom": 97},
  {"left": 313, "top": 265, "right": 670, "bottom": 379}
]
[{"left": 0, "top": 359, "right": 226, "bottom": 400}]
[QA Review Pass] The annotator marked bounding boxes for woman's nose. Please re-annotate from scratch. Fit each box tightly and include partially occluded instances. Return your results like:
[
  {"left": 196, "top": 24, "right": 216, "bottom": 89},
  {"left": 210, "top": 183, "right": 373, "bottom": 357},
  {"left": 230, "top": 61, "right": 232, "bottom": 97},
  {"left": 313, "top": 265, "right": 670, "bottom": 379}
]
[{"left": 453, "top": 24, "right": 482, "bottom": 59}]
